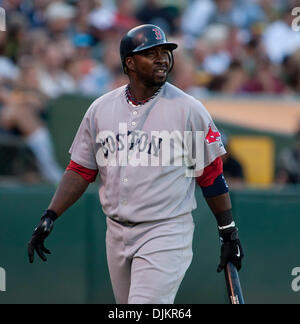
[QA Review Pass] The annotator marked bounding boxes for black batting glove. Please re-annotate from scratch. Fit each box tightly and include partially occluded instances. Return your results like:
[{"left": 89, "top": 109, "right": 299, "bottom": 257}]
[
  {"left": 28, "top": 210, "right": 58, "bottom": 263},
  {"left": 217, "top": 227, "right": 244, "bottom": 273}
]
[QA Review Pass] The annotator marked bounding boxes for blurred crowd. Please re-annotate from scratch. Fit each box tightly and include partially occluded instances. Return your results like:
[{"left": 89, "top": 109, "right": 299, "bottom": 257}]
[{"left": 0, "top": 0, "right": 300, "bottom": 185}]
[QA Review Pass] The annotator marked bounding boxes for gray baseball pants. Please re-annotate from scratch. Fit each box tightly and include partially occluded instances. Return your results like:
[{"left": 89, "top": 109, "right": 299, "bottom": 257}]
[{"left": 105, "top": 213, "right": 194, "bottom": 304}]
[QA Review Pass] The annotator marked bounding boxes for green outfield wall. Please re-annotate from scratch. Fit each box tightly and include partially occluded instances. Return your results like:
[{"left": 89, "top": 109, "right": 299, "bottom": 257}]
[{"left": 0, "top": 185, "right": 299, "bottom": 304}]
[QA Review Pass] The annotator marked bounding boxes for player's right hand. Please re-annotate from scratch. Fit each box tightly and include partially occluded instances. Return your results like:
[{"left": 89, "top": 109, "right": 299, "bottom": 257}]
[{"left": 27, "top": 210, "right": 58, "bottom": 263}]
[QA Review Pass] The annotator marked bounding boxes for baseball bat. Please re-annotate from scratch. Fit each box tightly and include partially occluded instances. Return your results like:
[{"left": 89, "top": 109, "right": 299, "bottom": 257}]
[{"left": 224, "top": 262, "right": 245, "bottom": 304}]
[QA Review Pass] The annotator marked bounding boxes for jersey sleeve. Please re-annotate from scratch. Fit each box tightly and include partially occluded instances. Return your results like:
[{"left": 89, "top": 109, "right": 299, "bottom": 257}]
[
  {"left": 190, "top": 99, "right": 226, "bottom": 168},
  {"left": 69, "top": 104, "right": 98, "bottom": 170},
  {"left": 66, "top": 160, "right": 98, "bottom": 182},
  {"left": 196, "top": 157, "right": 223, "bottom": 187}
]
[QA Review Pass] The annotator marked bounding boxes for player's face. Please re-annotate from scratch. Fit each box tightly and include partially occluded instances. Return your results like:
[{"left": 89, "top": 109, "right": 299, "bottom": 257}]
[{"left": 131, "top": 46, "right": 171, "bottom": 87}]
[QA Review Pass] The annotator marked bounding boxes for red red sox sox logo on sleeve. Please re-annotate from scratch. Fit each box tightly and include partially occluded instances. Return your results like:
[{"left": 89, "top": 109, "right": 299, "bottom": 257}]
[{"left": 205, "top": 125, "right": 221, "bottom": 144}]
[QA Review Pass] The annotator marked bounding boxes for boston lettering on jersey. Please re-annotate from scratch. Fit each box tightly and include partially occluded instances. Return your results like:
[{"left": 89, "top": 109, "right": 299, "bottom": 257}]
[
  {"left": 99, "top": 130, "right": 163, "bottom": 158},
  {"left": 95, "top": 123, "right": 205, "bottom": 172}
]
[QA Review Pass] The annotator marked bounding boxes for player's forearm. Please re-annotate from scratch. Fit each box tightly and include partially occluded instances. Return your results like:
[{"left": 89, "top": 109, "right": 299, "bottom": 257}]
[
  {"left": 205, "top": 192, "right": 234, "bottom": 227},
  {"left": 205, "top": 192, "right": 231, "bottom": 215},
  {"left": 47, "top": 170, "right": 90, "bottom": 218}
]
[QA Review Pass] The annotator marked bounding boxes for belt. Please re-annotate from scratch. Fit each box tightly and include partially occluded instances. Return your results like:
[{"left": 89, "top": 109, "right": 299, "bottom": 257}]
[{"left": 109, "top": 217, "right": 138, "bottom": 227}]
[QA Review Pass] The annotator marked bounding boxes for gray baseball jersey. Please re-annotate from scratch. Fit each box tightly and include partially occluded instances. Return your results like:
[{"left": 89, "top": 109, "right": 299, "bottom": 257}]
[
  {"left": 69, "top": 82, "right": 226, "bottom": 303},
  {"left": 69, "top": 82, "right": 226, "bottom": 224}
]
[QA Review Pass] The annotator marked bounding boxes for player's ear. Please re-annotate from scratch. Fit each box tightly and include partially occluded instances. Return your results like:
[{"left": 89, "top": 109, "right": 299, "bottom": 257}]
[{"left": 125, "top": 57, "right": 135, "bottom": 73}]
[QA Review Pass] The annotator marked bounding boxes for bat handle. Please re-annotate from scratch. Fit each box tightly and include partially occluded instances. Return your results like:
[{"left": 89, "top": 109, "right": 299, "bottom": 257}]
[{"left": 225, "top": 262, "right": 245, "bottom": 304}]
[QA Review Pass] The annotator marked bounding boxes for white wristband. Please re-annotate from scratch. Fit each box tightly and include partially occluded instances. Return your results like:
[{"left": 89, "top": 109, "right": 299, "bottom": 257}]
[{"left": 218, "top": 221, "right": 236, "bottom": 231}]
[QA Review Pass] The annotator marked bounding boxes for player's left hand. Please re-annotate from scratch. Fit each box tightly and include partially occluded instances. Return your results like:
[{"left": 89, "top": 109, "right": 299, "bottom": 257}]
[{"left": 217, "top": 227, "right": 244, "bottom": 272}]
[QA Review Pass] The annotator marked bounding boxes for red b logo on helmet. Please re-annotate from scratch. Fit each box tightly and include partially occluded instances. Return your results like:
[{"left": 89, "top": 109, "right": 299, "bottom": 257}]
[{"left": 152, "top": 28, "right": 163, "bottom": 40}]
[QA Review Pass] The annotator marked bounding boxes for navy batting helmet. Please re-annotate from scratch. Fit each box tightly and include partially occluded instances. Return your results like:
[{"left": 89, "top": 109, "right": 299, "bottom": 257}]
[{"left": 120, "top": 24, "right": 178, "bottom": 73}]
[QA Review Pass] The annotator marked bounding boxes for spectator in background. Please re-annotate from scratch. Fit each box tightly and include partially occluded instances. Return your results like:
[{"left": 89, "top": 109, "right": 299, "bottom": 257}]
[
  {"left": 211, "top": 0, "right": 265, "bottom": 31},
  {"left": 262, "top": 6, "right": 300, "bottom": 64},
  {"left": 108, "top": 68, "right": 128, "bottom": 91},
  {"left": 181, "top": 0, "right": 265, "bottom": 44},
  {"left": 221, "top": 133, "right": 245, "bottom": 188},
  {"left": 218, "top": 60, "right": 247, "bottom": 93},
  {"left": 19, "top": 28, "right": 50, "bottom": 67},
  {"left": 171, "top": 48, "right": 208, "bottom": 99},
  {"left": 87, "top": 0, "right": 131, "bottom": 42},
  {"left": 281, "top": 50, "right": 300, "bottom": 93},
  {"left": 136, "top": 0, "right": 180, "bottom": 35},
  {"left": 25, "top": 0, "right": 50, "bottom": 29},
  {"left": 239, "top": 38, "right": 265, "bottom": 76},
  {"left": 0, "top": 89, "right": 63, "bottom": 184},
  {"left": 72, "top": 0, "right": 95, "bottom": 35},
  {"left": 1, "top": 0, "right": 23, "bottom": 11},
  {"left": 114, "top": 0, "right": 140, "bottom": 31},
  {"left": 242, "top": 57, "right": 286, "bottom": 94},
  {"left": 258, "top": 0, "right": 286, "bottom": 22},
  {"left": 0, "top": 31, "right": 20, "bottom": 82},
  {"left": 44, "top": 1, "right": 76, "bottom": 37},
  {"left": 79, "top": 40, "right": 121, "bottom": 96},
  {"left": 181, "top": 0, "right": 215, "bottom": 42},
  {"left": 201, "top": 24, "right": 231, "bottom": 76},
  {"left": 88, "top": 0, "right": 116, "bottom": 35},
  {"left": 71, "top": 33, "right": 97, "bottom": 77},
  {"left": 36, "top": 42, "right": 77, "bottom": 98},
  {"left": 277, "top": 128, "right": 300, "bottom": 185},
  {"left": 222, "top": 150, "right": 245, "bottom": 188},
  {"left": 15, "top": 56, "right": 46, "bottom": 102},
  {"left": 4, "top": 11, "right": 29, "bottom": 64},
  {"left": 209, "top": 38, "right": 287, "bottom": 94}
]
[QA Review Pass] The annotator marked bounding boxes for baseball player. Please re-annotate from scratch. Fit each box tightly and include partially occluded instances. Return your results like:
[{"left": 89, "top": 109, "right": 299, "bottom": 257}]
[{"left": 28, "top": 25, "right": 244, "bottom": 304}]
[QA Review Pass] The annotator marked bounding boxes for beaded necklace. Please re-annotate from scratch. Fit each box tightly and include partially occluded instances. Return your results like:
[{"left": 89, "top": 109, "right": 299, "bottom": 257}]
[{"left": 125, "top": 84, "right": 162, "bottom": 107}]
